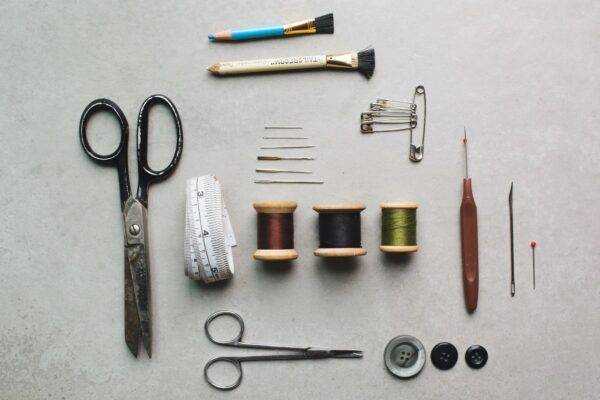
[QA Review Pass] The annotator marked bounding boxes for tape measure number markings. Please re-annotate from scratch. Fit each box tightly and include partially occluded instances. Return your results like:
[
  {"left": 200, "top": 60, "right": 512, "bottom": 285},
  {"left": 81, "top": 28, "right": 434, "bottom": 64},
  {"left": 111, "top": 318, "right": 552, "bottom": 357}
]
[{"left": 185, "top": 175, "right": 236, "bottom": 283}]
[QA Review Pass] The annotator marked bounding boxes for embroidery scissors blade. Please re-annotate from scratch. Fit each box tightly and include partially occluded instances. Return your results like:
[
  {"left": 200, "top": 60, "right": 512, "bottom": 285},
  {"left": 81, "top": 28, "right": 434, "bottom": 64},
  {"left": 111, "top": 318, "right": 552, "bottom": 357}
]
[
  {"left": 79, "top": 95, "right": 183, "bottom": 358},
  {"left": 203, "top": 311, "right": 362, "bottom": 390}
]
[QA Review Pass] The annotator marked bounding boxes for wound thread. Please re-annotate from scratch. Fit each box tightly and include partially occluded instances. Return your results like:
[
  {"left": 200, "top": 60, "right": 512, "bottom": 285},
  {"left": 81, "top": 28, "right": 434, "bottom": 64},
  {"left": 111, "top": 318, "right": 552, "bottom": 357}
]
[
  {"left": 380, "top": 202, "right": 419, "bottom": 253},
  {"left": 318, "top": 212, "right": 361, "bottom": 248},
  {"left": 253, "top": 201, "right": 298, "bottom": 261},
  {"left": 257, "top": 213, "right": 294, "bottom": 249},
  {"left": 313, "top": 204, "right": 367, "bottom": 257}
]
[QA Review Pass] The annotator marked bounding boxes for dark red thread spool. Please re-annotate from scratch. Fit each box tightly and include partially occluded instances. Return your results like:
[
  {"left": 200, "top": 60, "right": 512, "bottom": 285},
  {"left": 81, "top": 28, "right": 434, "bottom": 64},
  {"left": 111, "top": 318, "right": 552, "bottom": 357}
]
[{"left": 253, "top": 201, "right": 298, "bottom": 261}]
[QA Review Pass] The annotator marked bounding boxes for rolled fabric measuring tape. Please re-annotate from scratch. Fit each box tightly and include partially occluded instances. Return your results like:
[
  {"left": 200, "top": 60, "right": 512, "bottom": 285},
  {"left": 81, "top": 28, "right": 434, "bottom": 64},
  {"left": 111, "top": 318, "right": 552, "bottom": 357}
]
[
  {"left": 380, "top": 202, "right": 419, "bottom": 253},
  {"left": 184, "top": 175, "right": 236, "bottom": 282},
  {"left": 253, "top": 201, "right": 298, "bottom": 261},
  {"left": 313, "top": 203, "right": 367, "bottom": 257}
]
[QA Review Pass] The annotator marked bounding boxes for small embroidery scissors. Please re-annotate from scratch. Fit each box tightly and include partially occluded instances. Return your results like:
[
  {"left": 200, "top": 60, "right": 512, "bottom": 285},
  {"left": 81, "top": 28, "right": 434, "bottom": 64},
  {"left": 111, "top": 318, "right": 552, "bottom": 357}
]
[
  {"left": 203, "top": 311, "right": 363, "bottom": 390},
  {"left": 78, "top": 95, "right": 183, "bottom": 358}
]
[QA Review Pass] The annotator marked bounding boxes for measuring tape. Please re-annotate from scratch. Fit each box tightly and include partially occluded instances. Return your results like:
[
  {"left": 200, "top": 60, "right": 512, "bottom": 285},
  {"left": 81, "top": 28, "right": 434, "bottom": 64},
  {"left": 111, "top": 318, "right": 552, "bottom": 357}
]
[{"left": 184, "top": 175, "right": 236, "bottom": 283}]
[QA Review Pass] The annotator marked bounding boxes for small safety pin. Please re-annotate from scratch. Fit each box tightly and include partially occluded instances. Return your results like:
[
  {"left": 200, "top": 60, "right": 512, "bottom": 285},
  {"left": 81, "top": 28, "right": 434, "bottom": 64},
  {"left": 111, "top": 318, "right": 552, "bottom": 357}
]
[
  {"left": 362, "top": 111, "right": 417, "bottom": 121},
  {"left": 409, "top": 85, "right": 427, "bottom": 162},
  {"left": 361, "top": 119, "right": 417, "bottom": 133},
  {"left": 371, "top": 100, "right": 417, "bottom": 112}
]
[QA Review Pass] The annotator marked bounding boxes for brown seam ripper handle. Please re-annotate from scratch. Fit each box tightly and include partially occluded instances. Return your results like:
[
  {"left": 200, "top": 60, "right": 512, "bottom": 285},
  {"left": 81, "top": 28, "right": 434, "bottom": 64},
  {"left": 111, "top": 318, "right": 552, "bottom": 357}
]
[{"left": 460, "top": 178, "right": 479, "bottom": 312}]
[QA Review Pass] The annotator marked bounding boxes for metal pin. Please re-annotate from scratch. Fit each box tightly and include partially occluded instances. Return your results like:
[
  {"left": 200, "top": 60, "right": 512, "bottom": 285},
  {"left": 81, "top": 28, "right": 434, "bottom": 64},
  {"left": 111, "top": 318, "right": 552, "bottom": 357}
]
[
  {"left": 463, "top": 127, "right": 469, "bottom": 178},
  {"left": 256, "top": 168, "right": 312, "bottom": 174},
  {"left": 262, "top": 136, "right": 308, "bottom": 139},
  {"left": 264, "top": 126, "right": 303, "bottom": 130},
  {"left": 509, "top": 182, "right": 515, "bottom": 297},
  {"left": 260, "top": 145, "right": 316, "bottom": 149},
  {"left": 254, "top": 179, "right": 323, "bottom": 184},
  {"left": 258, "top": 156, "right": 314, "bottom": 161},
  {"left": 530, "top": 240, "right": 537, "bottom": 289}
]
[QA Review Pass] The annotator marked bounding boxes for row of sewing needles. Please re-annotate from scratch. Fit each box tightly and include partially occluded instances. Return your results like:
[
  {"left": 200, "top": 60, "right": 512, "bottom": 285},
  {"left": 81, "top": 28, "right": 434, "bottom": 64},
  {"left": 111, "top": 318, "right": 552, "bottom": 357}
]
[{"left": 255, "top": 126, "right": 323, "bottom": 184}]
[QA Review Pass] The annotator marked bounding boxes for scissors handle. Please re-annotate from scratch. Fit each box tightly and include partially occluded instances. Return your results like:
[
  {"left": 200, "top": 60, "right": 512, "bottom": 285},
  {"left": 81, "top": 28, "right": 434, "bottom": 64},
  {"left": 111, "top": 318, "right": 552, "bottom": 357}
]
[
  {"left": 204, "top": 311, "right": 245, "bottom": 345},
  {"left": 204, "top": 353, "right": 314, "bottom": 391},
  {"left": 79, "top": 98, "right": 131, "bottom": 205},
  {"left": 136, "top": 94, "right": 183, "bottom": 206}
]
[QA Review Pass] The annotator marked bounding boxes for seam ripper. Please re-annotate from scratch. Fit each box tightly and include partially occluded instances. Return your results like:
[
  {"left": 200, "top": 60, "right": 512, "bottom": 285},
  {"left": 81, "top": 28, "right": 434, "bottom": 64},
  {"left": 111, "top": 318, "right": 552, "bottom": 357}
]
[{"left": 460, "top": 128, "right": 479, "bottom": 312}]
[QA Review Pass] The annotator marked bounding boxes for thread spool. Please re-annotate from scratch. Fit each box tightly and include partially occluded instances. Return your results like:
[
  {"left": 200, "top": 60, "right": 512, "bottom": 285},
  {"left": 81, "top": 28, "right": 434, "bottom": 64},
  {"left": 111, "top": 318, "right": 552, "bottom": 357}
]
[
  {"left": 313, "top": 203, "right": 367, "bottom": 257},
  {"left": 380, "top": 202, "right": 418, "bottom": 253},
  {"left": 253, "top": 201, "right": 298, "bottom": 261}
]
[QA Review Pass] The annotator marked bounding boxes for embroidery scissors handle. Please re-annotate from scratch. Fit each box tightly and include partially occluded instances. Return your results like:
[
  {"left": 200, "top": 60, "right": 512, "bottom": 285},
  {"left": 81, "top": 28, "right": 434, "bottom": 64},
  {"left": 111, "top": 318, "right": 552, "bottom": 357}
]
[{"left": 203, "top": 311, "right": 362, "bottom": 391}]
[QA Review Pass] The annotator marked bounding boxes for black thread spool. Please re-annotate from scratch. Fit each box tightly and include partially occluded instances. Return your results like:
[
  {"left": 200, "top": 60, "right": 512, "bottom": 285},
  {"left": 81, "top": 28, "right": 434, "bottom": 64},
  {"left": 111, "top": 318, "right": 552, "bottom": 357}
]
[
  {"left": 313, "top": 203, "right": 367, "bottom": 257},
  {"left": 253, "top": 201, "right": 298, "bottom": 261}
]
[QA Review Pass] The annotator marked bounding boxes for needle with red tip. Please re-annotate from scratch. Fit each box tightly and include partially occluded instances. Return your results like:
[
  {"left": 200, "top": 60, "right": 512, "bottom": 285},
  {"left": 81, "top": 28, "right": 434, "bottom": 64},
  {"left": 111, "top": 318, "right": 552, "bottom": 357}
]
[{"left": 530, "top": 241, "right": 537, "bottom": 289}]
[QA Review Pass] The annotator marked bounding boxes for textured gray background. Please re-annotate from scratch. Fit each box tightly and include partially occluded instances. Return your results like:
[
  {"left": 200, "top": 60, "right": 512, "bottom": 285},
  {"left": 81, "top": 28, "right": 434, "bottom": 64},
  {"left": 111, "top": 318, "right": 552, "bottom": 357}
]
[{"left": 1, "top": 0, "right": 599, "bottom": 399}]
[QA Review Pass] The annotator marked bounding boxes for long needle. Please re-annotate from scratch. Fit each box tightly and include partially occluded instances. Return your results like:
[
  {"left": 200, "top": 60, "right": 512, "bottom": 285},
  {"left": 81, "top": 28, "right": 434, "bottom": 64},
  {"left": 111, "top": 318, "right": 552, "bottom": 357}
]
[
  {"left": 254, "top": 179, "right": 323, "bottom": 184},
  {"left": 264, "top": 126, "right": 303, "bottom": 130},
  {"left": 509, "top": 182, "right": 515, "bottom": 297},
  {"left": 260, "top": 145, "right": 315, "bottom": 149},
  {"left": 256, "top": 168, "right": 312, "bottom": 174},
  {"left": 258, "top": 156, "right": 314, "bottom": 161},
  {"left": 262, "top": 136, "right": 308, "bottom": 139},
  {"left": 530, "top": 240, "right": 537, "bottom": 289}
]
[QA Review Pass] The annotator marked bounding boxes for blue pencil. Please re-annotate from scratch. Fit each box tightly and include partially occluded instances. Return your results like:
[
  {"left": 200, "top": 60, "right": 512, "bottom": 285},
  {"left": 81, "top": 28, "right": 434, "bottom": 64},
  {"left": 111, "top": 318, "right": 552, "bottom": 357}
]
[{"left": 209, "top": 13, "right": 333, "bottom": 41}]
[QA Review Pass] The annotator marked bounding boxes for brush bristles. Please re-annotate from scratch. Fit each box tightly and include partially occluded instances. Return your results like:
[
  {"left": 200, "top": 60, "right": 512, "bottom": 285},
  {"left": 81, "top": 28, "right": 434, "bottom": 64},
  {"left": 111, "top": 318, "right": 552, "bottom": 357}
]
[
  {"left": 314, "top": 13, "right": 334, "bottom": 34},
  {"left": 357, "top": 48, "right": 375, "bottom": 78}
]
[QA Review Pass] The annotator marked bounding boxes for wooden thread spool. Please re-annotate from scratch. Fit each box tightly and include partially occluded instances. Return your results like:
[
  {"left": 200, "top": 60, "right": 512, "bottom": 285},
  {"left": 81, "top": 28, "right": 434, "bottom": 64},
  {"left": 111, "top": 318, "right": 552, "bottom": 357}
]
[
  {"left": 380, "top": 202, "right": 419, "bottom": 253},
  {"left": 253, "top": 201, "right": 298, "bottom": 261},
  {"left": 313, "top": 203, "right": 367, "bottom": 257}
]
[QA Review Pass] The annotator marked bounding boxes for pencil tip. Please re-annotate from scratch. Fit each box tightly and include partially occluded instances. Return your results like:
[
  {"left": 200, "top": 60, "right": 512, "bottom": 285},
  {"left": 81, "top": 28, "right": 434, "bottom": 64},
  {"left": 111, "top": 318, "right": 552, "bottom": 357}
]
[
  {"left": 207, "top": 64, "right": 220, "bottom": 73},
  {"left": 208, "top": 34, "right": 215, "bottom": 40}
]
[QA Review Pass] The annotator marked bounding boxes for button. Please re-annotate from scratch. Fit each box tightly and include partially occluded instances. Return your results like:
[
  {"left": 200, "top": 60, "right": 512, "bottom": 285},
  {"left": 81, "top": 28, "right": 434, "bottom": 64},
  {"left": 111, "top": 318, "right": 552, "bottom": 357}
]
[
  {"left": 430, "top": 342, "right": 458, "bottom": 370},
  {"left": 465, "top": 345, "right": 488, "bottom": 369},
  {"left": 384, "top": 335, "right": 426, "bottom": 378}
]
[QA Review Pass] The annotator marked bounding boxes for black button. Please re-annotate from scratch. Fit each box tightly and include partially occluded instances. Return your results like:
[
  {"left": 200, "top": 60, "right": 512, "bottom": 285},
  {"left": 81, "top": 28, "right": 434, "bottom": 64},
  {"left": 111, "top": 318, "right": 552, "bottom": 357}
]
[
  {"left": 430, "top": 342, "right": 458, "bottom": 370},
  {"left": 465, "top": 345, "right": 488, "bottom": 369}
]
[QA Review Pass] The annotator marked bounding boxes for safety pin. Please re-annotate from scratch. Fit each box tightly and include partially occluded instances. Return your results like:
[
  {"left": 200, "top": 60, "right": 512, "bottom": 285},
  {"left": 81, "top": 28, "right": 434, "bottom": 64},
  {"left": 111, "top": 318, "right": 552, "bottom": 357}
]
[
  {"left": 361, "top": 110, "right": 417, "bottom": 118},
  {"left": 361, "top": 111, "right": 417, "bottom": 121},
  {"left": 372, "top": 99, "right": 417, "bottom": 111},
  {"left": 409, "top": 85, "right": 427, "bottom": 162},
  {"left": 361, "top": 119, "right": 417, "bottom": 133}
]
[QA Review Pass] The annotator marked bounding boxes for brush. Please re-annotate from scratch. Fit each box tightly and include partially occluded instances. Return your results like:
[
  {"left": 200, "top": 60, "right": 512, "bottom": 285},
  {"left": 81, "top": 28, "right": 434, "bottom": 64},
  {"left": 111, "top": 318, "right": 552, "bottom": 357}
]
[
  {"left": 207, "top": 48, "right": 375, "bottom": 79},
  {"left": 208, "top": 13, "right": 333, "bottom": 41}
]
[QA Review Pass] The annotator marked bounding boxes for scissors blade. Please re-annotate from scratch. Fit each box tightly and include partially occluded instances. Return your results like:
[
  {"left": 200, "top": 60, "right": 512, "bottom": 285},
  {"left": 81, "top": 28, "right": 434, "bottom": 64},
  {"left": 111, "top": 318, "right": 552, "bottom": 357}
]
[
  {"left": 328, "top": 349, "right": 363, "bottom": 358},
  {"left": 124, "top": 249, "right": 141, "bottom": 357},
  {"left": 124, "top": 198, "right": 152, "bottom": 358},
  {"left": 305, "top": 347, "right": 363, "bottom": 359}
]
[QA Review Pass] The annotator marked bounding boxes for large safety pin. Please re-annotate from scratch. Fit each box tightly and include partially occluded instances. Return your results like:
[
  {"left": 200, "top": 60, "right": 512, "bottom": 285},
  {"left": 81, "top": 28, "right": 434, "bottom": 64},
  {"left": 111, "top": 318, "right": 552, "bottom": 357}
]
[{"left": 409, "top": 85, "right": 427, "bottom": 162}]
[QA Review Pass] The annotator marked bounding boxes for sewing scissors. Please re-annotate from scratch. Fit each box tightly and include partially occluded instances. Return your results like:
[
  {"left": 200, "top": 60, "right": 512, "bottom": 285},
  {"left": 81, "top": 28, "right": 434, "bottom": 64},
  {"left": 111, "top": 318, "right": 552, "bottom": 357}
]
[
  {"left": 78, "top": 95, "right": 183, "bottom": 358},
  {"left": 203, "top": 311, "right": 363, "bottom": 390}
]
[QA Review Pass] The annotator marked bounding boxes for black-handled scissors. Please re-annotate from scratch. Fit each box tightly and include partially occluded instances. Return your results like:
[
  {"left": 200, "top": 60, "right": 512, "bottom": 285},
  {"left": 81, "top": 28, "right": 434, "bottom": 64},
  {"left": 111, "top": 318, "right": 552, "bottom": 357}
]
[
  {"left": 203, "top": 311, "right": 363, "bottom": 390},
  {"left": 79, "top": 95, "right": 183, "bottom": 358}
]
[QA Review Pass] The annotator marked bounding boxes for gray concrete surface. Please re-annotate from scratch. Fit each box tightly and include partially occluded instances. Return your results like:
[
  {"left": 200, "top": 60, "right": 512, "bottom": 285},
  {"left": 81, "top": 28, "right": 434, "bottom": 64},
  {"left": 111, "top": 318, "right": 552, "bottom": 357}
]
[{"left": 1, "top": 1, "right": 599, "bottom": 399}]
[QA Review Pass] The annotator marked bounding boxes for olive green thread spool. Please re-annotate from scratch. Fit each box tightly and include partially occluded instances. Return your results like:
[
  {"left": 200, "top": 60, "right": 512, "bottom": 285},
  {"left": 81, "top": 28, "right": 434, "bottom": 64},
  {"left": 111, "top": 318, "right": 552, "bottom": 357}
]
[{"left": 380, "top": 202, "right": 418, "bottom": 253}]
